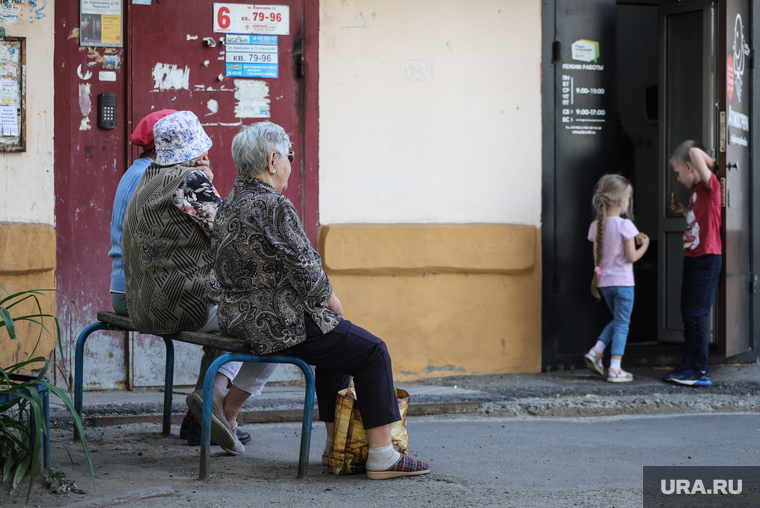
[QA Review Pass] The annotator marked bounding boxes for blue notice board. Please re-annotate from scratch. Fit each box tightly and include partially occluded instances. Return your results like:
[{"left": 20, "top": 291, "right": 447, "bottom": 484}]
[{"left": 225, "top": 34, "right": 278, "bottom": 78}]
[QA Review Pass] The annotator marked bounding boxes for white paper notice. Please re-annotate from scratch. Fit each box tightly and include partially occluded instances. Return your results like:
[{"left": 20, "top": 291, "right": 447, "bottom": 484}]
[
  {"left": 0, "top": 79, "right": 19, "bottom": 106},
  {"left": 0, "top": 106, "right": 18, "bottom": 136}
]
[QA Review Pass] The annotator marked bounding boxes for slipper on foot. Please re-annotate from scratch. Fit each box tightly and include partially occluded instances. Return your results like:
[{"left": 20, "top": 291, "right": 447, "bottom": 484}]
[
  {"left": 186, "top": 390, "right": 241, "bottom": 454},
  {"left": 366, "top": 455, "right": 430, "bottom": 480}
]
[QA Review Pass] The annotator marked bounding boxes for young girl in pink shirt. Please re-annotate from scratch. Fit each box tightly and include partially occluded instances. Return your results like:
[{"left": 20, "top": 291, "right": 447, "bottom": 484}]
[{"left": 584, "top": 175, "right": 650, "bottom": 382}]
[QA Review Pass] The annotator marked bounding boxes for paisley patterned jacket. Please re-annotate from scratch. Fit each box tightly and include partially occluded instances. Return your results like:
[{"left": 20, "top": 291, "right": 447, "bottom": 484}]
[{"left": 211, "top": 176, "right": 341, "bottom": 354}]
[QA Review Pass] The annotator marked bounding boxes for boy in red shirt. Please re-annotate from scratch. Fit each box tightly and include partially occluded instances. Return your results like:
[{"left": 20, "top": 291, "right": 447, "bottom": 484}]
[{"left": 663, "top": 141, "right": 722, "bottom": 386}]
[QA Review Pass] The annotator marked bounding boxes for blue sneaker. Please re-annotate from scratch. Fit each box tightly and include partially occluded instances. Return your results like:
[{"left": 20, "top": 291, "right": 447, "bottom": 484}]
[
  {"left": 669, "top": 368, "right": 710, "bottom": 386},
  {"left": 662, "top": 365, "right": 689, "bottom": 382},
  {"left": 693, "top": 370, "right": 712, "bottom": 387}
]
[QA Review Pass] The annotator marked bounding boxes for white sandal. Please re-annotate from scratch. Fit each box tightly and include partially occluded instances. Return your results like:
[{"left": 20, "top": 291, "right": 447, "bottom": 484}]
[
  {"left": 607, "top": 367, "right": 633, "bottom": 383},
  {"left": 584, "top": 347, "right": 604, "bottom": 376}
]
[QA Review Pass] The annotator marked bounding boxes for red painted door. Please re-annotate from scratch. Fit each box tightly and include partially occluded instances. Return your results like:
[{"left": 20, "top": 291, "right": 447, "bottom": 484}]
[
  {"left": 55, "top": 1, "right": 319, "bottom": 389},
  {"left": 127, "top": 0, "right": 316, "bottom": 387},
  {"left": 128, "top": 0, "right": 312, "bottom": 223}
]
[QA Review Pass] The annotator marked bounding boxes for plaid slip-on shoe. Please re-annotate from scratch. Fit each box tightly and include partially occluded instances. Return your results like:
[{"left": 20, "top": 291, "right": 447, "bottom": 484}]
[{"left": 366, "top": 454, "right": 431, "bottom": 480}]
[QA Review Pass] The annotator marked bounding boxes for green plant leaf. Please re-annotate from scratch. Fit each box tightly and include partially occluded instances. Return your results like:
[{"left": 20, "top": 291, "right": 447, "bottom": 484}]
[
  {"left": 41, "top": 382, "right": 95, "bottom": 487},
  {"left": 0, "top": 307, "right": 17, "bottom": 340}
]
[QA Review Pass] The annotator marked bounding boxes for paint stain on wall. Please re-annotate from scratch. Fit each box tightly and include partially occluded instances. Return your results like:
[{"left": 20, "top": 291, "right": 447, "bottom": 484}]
[
  {"left": 205, "top": 98, "right": 218, "bottom": 116},
  {"left": 78, "top": 83, "right": 91, "bottom": 131},
  {"left": 405, "top": 61, "right": 432, "bottom": 83},
  {"left": 151, "top": 63, "right": 190, "bottom": 91},
  {"left": 233, "top": 79, "right": 271, "bottom": 119},
  {"left": 30, "top": 0, "right": 48, "bottom": 19}
]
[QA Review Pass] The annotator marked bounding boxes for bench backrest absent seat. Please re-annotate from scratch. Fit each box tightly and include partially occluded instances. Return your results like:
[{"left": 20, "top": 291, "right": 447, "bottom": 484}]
[{"left": 74, "top": 311, "right": 315, "bottom": 479}]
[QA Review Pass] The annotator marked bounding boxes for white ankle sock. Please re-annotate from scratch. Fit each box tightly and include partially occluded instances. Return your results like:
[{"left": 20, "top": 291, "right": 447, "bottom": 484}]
[
  {"left": 366, "top": 444, "right": 401, "bottom": 471},
  {"left": 610, "top": 358, "right": 621, "bottom": 371},
  {"left": 323, "top": 437, "right": 333, "bottom": 456},
  {"left": 594, "top": 340, "right": 606, "bottom": 355}
]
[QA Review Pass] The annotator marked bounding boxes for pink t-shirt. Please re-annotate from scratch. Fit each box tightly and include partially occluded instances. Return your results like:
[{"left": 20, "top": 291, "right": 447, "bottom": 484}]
[{"left": 587, "top": 217, "right": 639, "bottom": 287}]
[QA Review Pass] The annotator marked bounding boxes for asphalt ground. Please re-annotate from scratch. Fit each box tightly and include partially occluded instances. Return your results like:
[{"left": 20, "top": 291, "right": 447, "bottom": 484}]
[{"left": 7, "top": 413, "right": 759, "bottom": 508}]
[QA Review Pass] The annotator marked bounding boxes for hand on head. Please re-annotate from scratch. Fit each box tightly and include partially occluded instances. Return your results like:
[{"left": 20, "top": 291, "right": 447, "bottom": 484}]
[{"left": 194, "top": 153, "right": 213, "bottom": 183}]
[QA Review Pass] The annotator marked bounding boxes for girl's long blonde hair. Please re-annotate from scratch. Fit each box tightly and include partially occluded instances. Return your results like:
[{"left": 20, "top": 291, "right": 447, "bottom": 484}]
[{"left": 592, "top": 174, "right": 633, "bottom": 270}]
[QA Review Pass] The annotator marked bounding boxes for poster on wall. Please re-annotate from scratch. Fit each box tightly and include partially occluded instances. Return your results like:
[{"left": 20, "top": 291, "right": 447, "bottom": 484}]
[
  {"left": 80, "top": 0, "right": 123, "bottom": 48},
  {"left": 213, "top": 3, "right": 289, "bottom": 35},
  {"left": 225, "top": 34, "right": 278, "bottom": 78}
]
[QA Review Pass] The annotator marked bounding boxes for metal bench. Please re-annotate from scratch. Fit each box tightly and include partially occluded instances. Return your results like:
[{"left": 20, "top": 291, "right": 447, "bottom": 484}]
[{"left": 74, "top": 311, "right": 315, "bottom": 479}]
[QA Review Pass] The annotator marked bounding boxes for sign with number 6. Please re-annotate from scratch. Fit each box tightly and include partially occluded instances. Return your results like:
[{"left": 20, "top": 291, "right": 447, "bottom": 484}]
[{"left": 213, "top": 3, "right": 290, "bottom": 35}]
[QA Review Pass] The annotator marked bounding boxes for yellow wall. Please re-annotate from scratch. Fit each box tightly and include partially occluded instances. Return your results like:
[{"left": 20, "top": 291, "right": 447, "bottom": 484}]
[
  {"left": 319, "top": 224, "right": 541, "bottom": 380},
  {"left": 0, "top": 223, "right": 57, "bottom": 372},
  {"left": 0, "top": 0, "right": 57, "bottom": 374}
]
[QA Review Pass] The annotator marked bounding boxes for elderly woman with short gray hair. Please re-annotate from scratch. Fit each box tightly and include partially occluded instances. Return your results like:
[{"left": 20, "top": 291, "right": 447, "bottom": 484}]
[{"left": 210, "top": 121, "right": 430, "bottom": 479}]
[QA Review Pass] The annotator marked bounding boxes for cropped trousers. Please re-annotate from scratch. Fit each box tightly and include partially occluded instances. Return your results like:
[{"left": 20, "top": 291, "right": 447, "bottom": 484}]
[{"left": 233, "top": 315, "right": 401, "bottom": 430}]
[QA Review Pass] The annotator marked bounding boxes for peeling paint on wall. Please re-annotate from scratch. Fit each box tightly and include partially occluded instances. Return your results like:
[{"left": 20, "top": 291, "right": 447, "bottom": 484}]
[
  {"left": 76, "top": 64, "right": 92, "bottom": 81},
  {"left": 233, "top": 79, "right": 270, "bottom": 118},
  {"left": 151, "top": 63, "right": 190, "bottom": 91},
  {"left": 186, "top": 34, "right": 198, "bottom": 40},
  {"left": 78, "top": 83, "right": 91, "bottom": 131},
  {"left": 405, "top": 60, "right": 432, "bottom": 83},
  {"left": 205, "top": 98, "right": 218, "bottom": 116},
  {"left": 29, "top": 0, "right": 48, "bottom": 19}
]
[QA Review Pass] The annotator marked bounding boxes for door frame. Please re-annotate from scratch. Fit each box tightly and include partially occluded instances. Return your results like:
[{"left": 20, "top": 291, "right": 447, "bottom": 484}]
[{"left": 657, "top": 1, "right": 718, "bottom": 345}]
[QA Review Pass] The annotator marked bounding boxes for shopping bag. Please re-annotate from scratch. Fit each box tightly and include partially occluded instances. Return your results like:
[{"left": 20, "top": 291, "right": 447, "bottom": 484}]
[{"left": 327, "top": 387, "right": 409, "bottom": 475}]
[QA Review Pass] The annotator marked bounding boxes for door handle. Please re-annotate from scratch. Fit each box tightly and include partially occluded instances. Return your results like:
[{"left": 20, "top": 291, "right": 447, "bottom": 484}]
[{"left": 727, "top": 161, "right": 739, "bottom": 171}]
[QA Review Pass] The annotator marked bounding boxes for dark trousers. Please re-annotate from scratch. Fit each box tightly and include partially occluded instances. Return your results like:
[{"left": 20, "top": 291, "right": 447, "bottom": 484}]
[
  {"left": 680, "top": 254, "right": 722, "bottom": 371},
  {"left": 283, "top": 315, "right": 401, "bottom": 430}
]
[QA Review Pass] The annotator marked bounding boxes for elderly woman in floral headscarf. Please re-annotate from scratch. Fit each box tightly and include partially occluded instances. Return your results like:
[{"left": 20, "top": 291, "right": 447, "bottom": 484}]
[
  {"left": 209, "top": 121, "right": 431, "bottom": 479},
  {"left": 121, "top": 111, "right": 276, "bottom": 455}
]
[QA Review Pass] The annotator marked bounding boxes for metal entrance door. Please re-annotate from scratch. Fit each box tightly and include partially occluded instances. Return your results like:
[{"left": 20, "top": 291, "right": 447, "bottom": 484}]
[
  {"left": 721, "top": 0, "right": 752, "bottom": 356},
  {"left": 127, "top": 0, "right": 316, "bottom": 387},
  {"left": 657, "top": 2, "right": 718, "bottom": 344}
]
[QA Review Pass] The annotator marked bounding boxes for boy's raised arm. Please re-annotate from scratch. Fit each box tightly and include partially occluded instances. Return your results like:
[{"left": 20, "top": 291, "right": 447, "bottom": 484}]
[{"left": 689, "top": 147, "right": 715, "bottom": 189}]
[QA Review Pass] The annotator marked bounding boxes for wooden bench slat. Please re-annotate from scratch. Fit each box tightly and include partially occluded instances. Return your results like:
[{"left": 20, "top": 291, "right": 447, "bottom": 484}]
[{"left": 96, "top": 311, "right": 250, "bottom": 353}]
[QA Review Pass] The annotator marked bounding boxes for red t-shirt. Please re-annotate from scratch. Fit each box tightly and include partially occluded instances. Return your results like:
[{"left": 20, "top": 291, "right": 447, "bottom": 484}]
[{"left": 683, "top": 172, "right": 722, "bottom": 257}]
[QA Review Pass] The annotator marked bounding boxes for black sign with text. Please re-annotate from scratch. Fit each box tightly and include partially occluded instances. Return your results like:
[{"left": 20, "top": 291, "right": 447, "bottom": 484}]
[{"left": 546, "top": 0, "right": 617, "bottom": 361}]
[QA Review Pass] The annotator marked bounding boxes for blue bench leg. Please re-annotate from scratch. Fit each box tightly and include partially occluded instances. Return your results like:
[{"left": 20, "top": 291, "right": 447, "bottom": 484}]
[
  {"left": 162, "top": 337, "right": 175, "bottom": 435},
  {"left": 291, "top": 359, "right": 315, "bottom": 479},
  {"left": 199, "top": 355, "right": 222, "bottom": 480},
  {"left": 198, "top": 354, "right": 315, "bottom": 480},
  {"left": 74, "top": 322, "right": 113, "bottom": 438}
]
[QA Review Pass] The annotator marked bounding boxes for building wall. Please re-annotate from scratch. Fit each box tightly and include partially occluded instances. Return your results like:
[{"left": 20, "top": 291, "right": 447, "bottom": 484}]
[
  {"left": 0, "top": 3, "right": 57, "bottom": 371},
  {"left": 319, "top": 0, "right": 543, "bottom": 378}
]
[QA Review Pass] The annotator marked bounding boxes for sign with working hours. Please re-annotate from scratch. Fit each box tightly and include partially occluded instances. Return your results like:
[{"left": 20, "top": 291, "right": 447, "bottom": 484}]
[{"left": 213, "top": 3, "right": 290, "bottom": 35}]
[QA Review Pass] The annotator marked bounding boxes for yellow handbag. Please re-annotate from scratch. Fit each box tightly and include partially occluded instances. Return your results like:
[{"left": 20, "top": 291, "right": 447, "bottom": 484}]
[{"left": 327, "top": 385, "right": 409, "bottom": 475}]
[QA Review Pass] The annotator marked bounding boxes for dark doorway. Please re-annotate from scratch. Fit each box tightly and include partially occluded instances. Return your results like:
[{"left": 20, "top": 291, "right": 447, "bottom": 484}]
[
  {"left": 615, "top": 3, "right": 659, "bottom": 346},
  {"left": 542, "top": 0, "right": 756, "bottom": 370}
]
